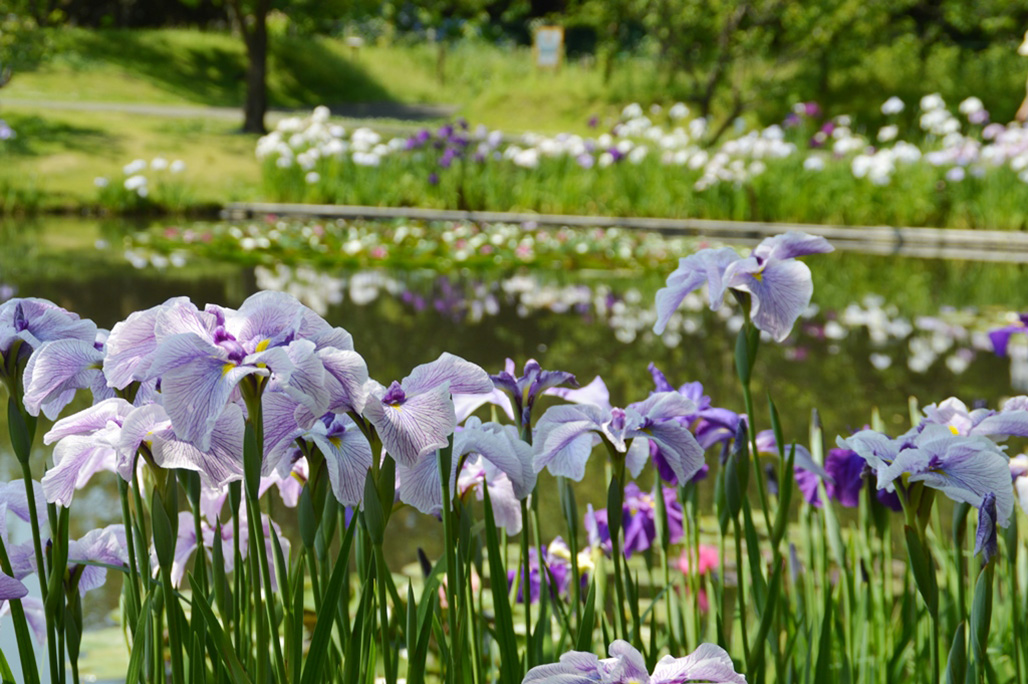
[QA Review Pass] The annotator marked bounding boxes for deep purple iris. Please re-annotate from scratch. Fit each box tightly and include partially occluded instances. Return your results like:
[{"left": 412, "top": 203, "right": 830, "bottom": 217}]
[
  {"left": 585, "top": 482, "right": 683, "bottom": 558},
  {"left": 491, "top": 359, "right": 577, "bottom": 428}
]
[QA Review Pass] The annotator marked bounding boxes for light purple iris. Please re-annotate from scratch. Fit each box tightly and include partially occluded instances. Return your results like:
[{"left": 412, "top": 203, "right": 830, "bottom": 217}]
[
  {"left": 794, "top": 447, "right": 865, "bottom": 508},
  {"left": 916, "top": 396, "right": 1028, "bottom": 441},
  {"left": 0, "top": 571, "right": 27, "bottom": 601},
  {"left": 533, "top": 392, "right": 704, "bottom": 483},
  {"left": 263, "top": 390, "right": 373, "bottom": 508},
  {"left": 22, "top": 329, "right": 114, "bottom": 420},
  {"left": 491, "top": 358, "right": 578, "bottom": 428},
  {"left": 67, "top": 525, "right": 128, "bottom": 596},
  {"left": 397, "top": 416, "right": 534, "bottom": 521},
  {"left": 522, "top": 639, "right": 746, "bottom": 684},
  {"left": 840, "top": 423, "right": 1015, "bottom": 526},
  {"left": 653, "top": 232, "right": 833, "bottom": 342},
  {"left": 127, "top": 291, "right": 359, "bottom": 452},
  {"left": 974, "top": 492, "right": 998, "bottom": 565},
  {"left": 584, "top": 482, "right": 683, "bottom": 558},
  {"left": 363, "top": 352, "right": 492, "bottom": 468}
]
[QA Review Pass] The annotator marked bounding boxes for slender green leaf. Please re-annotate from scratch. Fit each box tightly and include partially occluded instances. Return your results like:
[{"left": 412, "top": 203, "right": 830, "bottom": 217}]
[
  {"left": 482, "top": 487, "right": 521, "bottom": 684},
  {"left": 187, "top": 574, "right": 252, "bottom": 684},
  {"left": 945, "top": 621, "right": 967, "bottom": 684}
]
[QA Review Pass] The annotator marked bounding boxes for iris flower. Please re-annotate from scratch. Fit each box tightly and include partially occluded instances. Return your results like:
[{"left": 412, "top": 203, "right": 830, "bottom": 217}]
[
  {"left": 654, "top": 232, "right": 833, "bottom": 342},
  {"left": 840, "top": 423, "right": 1015, "bottom": 526},
  {"left": 533, "top": 392, "right": 704, "bottom": 483},
  {"left": 584, "top": 482, "right": 683, "bottom": 558},
  {"left": 522, "top": 640, "right": 746, "bottom": 684},
  {"left": 491, "top": 358, "right": 578, "bottom": 428},
  {"left": 363, "top": 352, "right": 493, "bottom": 468}
]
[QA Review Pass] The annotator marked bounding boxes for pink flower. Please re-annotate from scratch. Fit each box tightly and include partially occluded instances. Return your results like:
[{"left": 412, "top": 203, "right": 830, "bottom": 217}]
[{"left": 677, "top": 544, "right": 719, "bottom": 576}]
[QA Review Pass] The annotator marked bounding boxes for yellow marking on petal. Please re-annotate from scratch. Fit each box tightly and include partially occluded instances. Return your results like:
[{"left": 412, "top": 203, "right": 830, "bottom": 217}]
[
  {"left": 221, "top": 363, "right": 235, "bottom": 377},
  {"left": 255, "top": 338, "right": 271, "bottom": 352},
  {"left": 949, "top": 425, "right": 960, "bottom": 435},
  {"left": 389, "top": 404, "right": 402, "bottom": 411},
  {"left": 752, "top": 269, "right": 765, "bottom": 282},
  {"left": 328, "top": 437, "right": 342, "bottom": 448}
]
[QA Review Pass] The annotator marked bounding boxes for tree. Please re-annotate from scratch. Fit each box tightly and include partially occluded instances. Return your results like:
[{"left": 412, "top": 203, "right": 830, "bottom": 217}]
[{"left": 0, "top": 2, "right": 52, "bottom": 90}]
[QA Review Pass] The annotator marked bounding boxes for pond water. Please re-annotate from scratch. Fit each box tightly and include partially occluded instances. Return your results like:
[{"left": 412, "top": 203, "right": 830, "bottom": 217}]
[{"left": 1, "top": 216, "right": 1027, "bottom": 639}]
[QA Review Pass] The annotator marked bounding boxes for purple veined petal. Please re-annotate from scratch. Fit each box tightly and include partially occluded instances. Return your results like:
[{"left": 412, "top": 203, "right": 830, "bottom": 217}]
[
  {"left": 42, "top": 432, "right": 118, "bottom": 507},
  {"left": 271, "top": 458, "right": 307, "bottom": 507},
  {"left": 921, "top": 397, "right": 971, "bottom": 429},
  {"left": 522, "top": 649, "right": 602, "bottom": 683},
  {"left": 104, "top": 297, "right": 192, "bottom": 388},
  {"left": 117, "top": 402, "right": 172, "bottom": 479},
  {"left": 453, "top": 387, "right": 515, "bottom": 424},
  {"left": 252, "top": 339, "right": 330, "bottom": 419},
  {"left": 974, "top": 492, "right": 998, "bottom": 564},
  {"left": 403, "top": 352, "right": 493, "bottom": 396},
  {"left": 650, "top": 642, "right": 747, "bottom": 684},
  {"left": 532, "top": 404, "right": 606, "bottom": 480},
  {"left": 694, "top": 408, "right": 744, "bottom": 449},
  {"left": 158, "top": 342, "right": 265, "bottom": 452},
  {"left": 261, "top": 391, "right": 307, "bottom": 475},
  {"left": 879, "top": 425, "right": 1014, "bottom": 525},
  {"left": 68, "top": 525, "right": 127, "bottom": 596},
  {"left": 310, "top": 419, "right": 373, "bottom": 508},
  {"left": 752, "top": 231, "right": 833, "bottom": 262},
  {"left": 971, "top": 407, "right": 1028, "bottom": 440},
  {"left": 630, "top": 391, "right": 697, "bottom": 424},
  {"left": 167, "top": 511, "right": 199, "bottom": 588},
  {"left": 648, "top": 362, "right": 676, "bottom": 393},
  {"left": 654, "top": 248, "right": 741, "bottom": 334},
  {"left": 0, "top": 298, "right": 98, "bottom": 356},
  {"left": 601, "top": 640, "right": 650, "bottom": 682},
  {"left": 475, "top": 465, "right": 523, "bottom": 534},
  {"left": 22, "top": 339, "right": 106, "bottom": 419},
  {"left": 43, "top": 397, "right": 134, "bottom": 445},
  {"left": 755, "top": 429, "right": 830, "bottom": 481},
  {"left": 836, "top": 429, "right": 900, "bottom": 475},
  {"left": 145, "top": 331, "right": 224, "bottom": 380},
  {"left": 153, "top": 299, "right": 219, "bottom": 351},
  {"left": 397, "top": 446, "right": 454, "bottom": 516},
  {"left": 364, "top": 382, "right": 455, "bottom": 467},
  {"left": 226, "top": 291, "right": 304, "bottom": 347},
  {"left": 150, "top": 403, "right": 245, "bottom": 489},
  {"left": 545, "top": 375, "right": 612, "bottom": 413},
  {"left": 636, "top": 422, "right": 705, "bottom": 484},
  {"left": 528, "top": 367, "right": 579, "bottom": 400},
  {"left": 454, "top": 418, "right": 535, "bottom": 500},
  {"left": 0, "top": 571, "right": 27, "bottom": 601},
  {"left": 318, "top": 348, "right": 370, "bottom": 414},
  {"left": 725, "top": 257, "right": 813, "bottom": 342}
]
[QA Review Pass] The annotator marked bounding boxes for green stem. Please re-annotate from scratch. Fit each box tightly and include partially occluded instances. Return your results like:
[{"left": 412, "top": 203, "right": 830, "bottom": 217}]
[
  {"left": 732, "top": 516, "right": 750, "bottom": 661},
  {"left": 520, "top": 499, "right": 533, "bottom": 668},
  {"left": 374, "top": 544, "right": 396, "bottom": 684},
  {"left": 558, "top": 476, "right": 581, "bottom": 633},
  {"left": 439, "top": 448, "right": 461, "bottom": 684},
  {"left": 0, "top": 533, "right": 41, "bottom": 682}
]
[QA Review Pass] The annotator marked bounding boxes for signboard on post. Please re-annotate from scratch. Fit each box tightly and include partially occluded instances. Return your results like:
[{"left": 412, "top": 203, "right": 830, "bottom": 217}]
[{"left": 533, "top": 26, "right": 564, "bottom": 69}]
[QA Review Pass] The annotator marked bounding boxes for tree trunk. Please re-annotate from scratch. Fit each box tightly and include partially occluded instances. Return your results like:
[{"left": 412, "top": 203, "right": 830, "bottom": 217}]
[{"left": 236, "top": 0, "right": 269, "bottom": 134}]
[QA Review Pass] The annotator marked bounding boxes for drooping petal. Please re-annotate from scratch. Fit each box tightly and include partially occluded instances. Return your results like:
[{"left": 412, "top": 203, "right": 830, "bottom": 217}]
[
  {"left": 397, "top": 447, "right": 453, "bottom": 516},
  {"left": 150, "top": 403, "right": 245, "bottom": 489},
  {"left": 22, "top": 339, "right": 105, "bottom": 419},
  {"left": 545, "top": 375, "right": 612, "bottom": 413},
  {"left": 532, "top": 404, "right": 606, "bottom": 480},
  {"left": 654, "top": 248, "right": 740, "bottom": 334},
  {"left": 0, "top": 298, "right": 97, "bottom": 356},
  {"left": 43, "top": 397, "right": 133, "bottom": 445},
  {"left": 310, "top": 420, "right": 373, "bottom": 508},
  {"left": 42, "top": 433, "right": 118, "bottom": 507},
  {"left": 650, "top": 642, "right": 747, "bottom": 683},
  {"left": 635, "top": 422, "right": 705, "bottom": 484},
  {"left": 725, "top": 257, "right": 813, "bottom": 342},
  {"left": 974, "top": 492, "right": 998, "bottom": 565},
  {"left": 453, "top": 387, "right": 515, "bottom": 424},
  {"left": 403, "top": 352, "right": 493, "bottom": 396},
  {"left": 104, "top": 297, "right": 194, "bottom": 388},
  {"left": 522, "top": 649, "right": 602, "bottom": 683},
  {"left": 836, "top": 430, "right": 900, "bottom": 475},
  {"left": 630, "top": 391, "right": 697, "bottom": 424},
  {"left": 753, "top": 231, "right": 833, "bottom": 262},
  {"left": 365, "top": 382, "right": 455, "bottom": 467},
  {"left": 261, "top": 391, "right": 307, "bottom": 474},
  {"left": 68, "top": 525, "right": 128, "bottom": 596},
  {"left": 601, "top": 640, "right": 651, "bottom": 682},
  {"left": 252, "top": 339, "right": 329, "bottom": 419},
  {"left": 454, "top": 418, "right": 534, "bottom": 500},
  {"left": 318, "top": 347, "right": 370, "bottom": 414},
  {"left": 0, "top": 572, "right": 27, "bottom": 601}
]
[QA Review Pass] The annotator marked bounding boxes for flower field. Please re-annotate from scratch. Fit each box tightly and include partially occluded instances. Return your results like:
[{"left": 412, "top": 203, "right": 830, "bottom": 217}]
[
  {"left": 2, "top": 231, "right": 1028, "bottom": 684},
  {"left": 249, "top": 97, "right": 1028, "bottom": 229}
]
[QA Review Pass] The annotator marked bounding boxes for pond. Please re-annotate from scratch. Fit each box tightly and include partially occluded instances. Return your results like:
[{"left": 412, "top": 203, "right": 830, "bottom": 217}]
[{"left": 1, "top": 215, "right": 1027, "bottom": 640}]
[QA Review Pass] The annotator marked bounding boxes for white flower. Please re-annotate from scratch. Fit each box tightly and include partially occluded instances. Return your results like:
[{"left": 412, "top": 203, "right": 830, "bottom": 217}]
[
  {"left": 150, "top": 157, "right": 168, "bottom": 171},
  {"left": 803, "top": 155, "right": 825, "bottom": 171},
  {"left": 94, "top": 177, "right": 109, "bottom": 188},
  {"left": 945, "top": 166, "right": 966, "bottom": 182},
  {"left": 170, "top": 160, "right": 186, "bottom": 173},
  {"left": 669, "top": 102, "right": 689, "bottom": 120},
  {"left": 881, "top": 96, "right": 905, "bottom": 115},
  {"left": 124, "top": 174, "right": 148, "bottom": 191},
  {"left": 305, "top": 171, "right": 321, "bottom": 184},
  {"left": 958, "top": 97, "right": 984, "bottom": 115},
  {"left": 920, "top": 93, "right": 945, "bottom": 112},
  {"left": 123, "top": 159, "right": 147, "bottom": 175},
  {"left": 877, "top": 125, "right": 899, "bottom": 143},
  {"left": 621, "top": 103, "right": 643, "bottom": 119}
]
